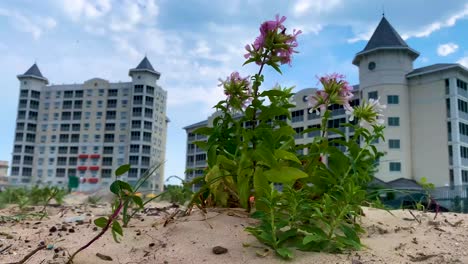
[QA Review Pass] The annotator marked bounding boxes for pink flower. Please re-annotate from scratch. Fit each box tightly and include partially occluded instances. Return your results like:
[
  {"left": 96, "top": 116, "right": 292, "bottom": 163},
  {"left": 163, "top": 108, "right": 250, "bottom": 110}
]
[
  {"left": 218, "top": 72, "right": 252, "bottom": 111},
  {"left": 244, "top": 14, "right": 302, "bottom": 66}
]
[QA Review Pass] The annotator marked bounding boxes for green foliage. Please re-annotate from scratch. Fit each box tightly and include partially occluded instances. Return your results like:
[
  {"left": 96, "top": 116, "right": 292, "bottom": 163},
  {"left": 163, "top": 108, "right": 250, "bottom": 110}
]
[
  {"left": 68, "top": 163, "right": 162, "bottom": 263},
  {"left": 0, "top": 186, "right": 66, "bottom": 214},
  {"left": 159, "top": 185, "right": 193, "bottom": 205},
  {"left": 183, "top": 15, "right": 387, "bottom": 259},
  {"left": 87, "top": 195, "right": 102, "bottom": 205}
]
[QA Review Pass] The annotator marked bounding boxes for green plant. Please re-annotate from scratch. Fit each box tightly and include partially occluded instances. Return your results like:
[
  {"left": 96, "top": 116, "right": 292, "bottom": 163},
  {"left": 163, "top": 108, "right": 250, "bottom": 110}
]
[
  {"left": 187, "top": 14, "right": 385, "bottom": 259},
  {"left": 67, "top": 163, "right": 161, "bottom": 263},
  {"left": 160, "top": 185, "right": 193, "bottom": 205},
  {"left": 87, "top": 195, "right": 102, "bottom": 205}
]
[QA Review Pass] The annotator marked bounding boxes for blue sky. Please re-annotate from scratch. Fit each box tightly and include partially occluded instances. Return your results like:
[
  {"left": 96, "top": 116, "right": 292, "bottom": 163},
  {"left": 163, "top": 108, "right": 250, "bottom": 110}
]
[{"left": 0, "top": 0, "right": 468, "bottom": 184}]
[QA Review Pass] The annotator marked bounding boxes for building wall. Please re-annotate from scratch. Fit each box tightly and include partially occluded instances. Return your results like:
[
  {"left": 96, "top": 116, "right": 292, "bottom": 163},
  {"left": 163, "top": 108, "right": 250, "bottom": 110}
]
[
  {"left": 408, "top": 74, "right": 451, "bottom": 187},
  {"left": 12, "top": 64, "right": 167, "bottom": 192},
  {"left": 357, "top": 50, "right": 415, "bottom": 182}
]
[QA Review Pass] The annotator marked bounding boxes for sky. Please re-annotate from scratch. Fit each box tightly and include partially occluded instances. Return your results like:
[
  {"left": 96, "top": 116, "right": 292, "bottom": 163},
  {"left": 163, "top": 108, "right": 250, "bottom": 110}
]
[{"left": 0, "top": 0, "right": 468, "bottom": 184}]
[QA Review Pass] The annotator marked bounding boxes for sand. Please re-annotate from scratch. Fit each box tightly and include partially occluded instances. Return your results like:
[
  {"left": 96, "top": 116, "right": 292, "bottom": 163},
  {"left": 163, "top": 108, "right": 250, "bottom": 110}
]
[{"left": 1, "top": 195, "right": 467, "bottom": 264}]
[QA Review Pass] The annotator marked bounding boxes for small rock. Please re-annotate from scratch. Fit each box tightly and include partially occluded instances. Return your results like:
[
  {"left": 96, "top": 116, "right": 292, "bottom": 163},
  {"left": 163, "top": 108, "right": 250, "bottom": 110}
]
[
  {"left": 47, "top": 244, "right": 54, "bottom": 250},
  {"left": 39, "top": 241, "right": 45, "bottom": 246},
  {"left": 212, "top": 246, "right": 228, "bottom": 255},
  {"left": 149, "top": 243, "right": 155, "bottom": 247},
  {"left": 352, "top": 260, "right": 363, "bottom": 264},
  {"left": 93, "top": 227, "right": 98, "bottom": 231},
  {"left": 68, "top": 228, "right": 75, "bottom": 233},
  {"left": 24, "top": 240, "right": 30, "bottom": 243},
  {"left": 49, "top": 226, "right": 57, "bottom": 233},
  {"left": 96, "top": 253, "right": 113, "bottom": 261}
]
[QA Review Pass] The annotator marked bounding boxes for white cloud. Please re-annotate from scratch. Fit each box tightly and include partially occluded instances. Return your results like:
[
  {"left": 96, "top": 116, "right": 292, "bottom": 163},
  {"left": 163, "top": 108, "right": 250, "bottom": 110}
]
[
  {"left": 60, "top": 0, "right": 112, "bottom": 21},
  {"left": 293, "top": 0, "right": 342, "bottom": 16},
  {"left": 112, "top": 36, "right": 141, "bottom": 60},
  {"left": 401, "top": 4, "right": 468, "bottom": 39},
  {"left": 458, "top": 57, "right": 468, "bottom": 68},
  {"left": 0, "top": 8, "right": 57, "bottom": 39},
  {"left": 437, "top": 43, "right": 459, "bottom": 56}
]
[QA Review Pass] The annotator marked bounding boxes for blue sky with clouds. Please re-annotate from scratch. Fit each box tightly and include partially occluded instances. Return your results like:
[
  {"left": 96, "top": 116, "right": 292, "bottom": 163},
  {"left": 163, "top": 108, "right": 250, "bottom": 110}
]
[{"left": 1, "top": 0, "right": 468, "bottom": 184}]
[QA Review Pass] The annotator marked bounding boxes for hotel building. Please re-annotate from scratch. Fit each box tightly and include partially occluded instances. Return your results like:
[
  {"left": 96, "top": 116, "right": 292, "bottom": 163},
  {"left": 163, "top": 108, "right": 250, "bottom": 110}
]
[{"left": 10, "top": 57, "right": 168, "bottom": 192}]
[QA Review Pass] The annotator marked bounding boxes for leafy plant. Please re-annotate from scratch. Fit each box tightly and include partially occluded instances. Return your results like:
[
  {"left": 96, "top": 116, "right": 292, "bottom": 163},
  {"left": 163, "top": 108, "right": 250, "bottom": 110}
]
[
  {"left": 67, "top": 163, "right": 161, "bottom": 263},
  {"left": 87, "top": 195, "right": 102, "bottom": 205},
  {"left": 187, "top": 14, "right": 385, "bottom": 259},
  {"left": 159, "top": 185, "right": 193, "bottom": 205}
]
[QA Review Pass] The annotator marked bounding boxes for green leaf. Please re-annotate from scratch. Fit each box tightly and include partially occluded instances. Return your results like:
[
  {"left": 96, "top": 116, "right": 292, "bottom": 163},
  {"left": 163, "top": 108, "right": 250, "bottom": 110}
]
[
  {"left": 118, "top": 180, "right": 133, "bottom": 192},
  {"left": 253, "top": 167, "right": 270, "bottom": 212},
  {"left": 132, "top": 195, "right": 144, "bottom": 208},
  {"left": 112, "top": 220, "right": 123, "bottom": 236},
  {"left": 94, "top": 217, "right": 108, "bottom": 229},
  {"left": 253, "top": 145, "right": 277, "bottom": 168},
  {"left": 263, "top": 167, "right": 308, "bottom": 184},
  {"left": 274, "top": 150, "right": 302, "bottom": 164},
  {"left": 115, "top": 164, "right": 131, "bottom": 177},
  {"left": 110, "top": 181, "right": 121, "bottom": 195},
  {"left": 303, "top": 233, "right": 324, "bottom": 245},
  {"left": 237, "top": 168, "right": 252, "bottom": 209},
  {"left": 275, "top": 247, "right": 293, "bottom": 259},
  {"left": 260, "top": 90, "right": 285, "bottom": 97},
  {"left": 109, "top": 180, "right": 133, "bottom": 195}
]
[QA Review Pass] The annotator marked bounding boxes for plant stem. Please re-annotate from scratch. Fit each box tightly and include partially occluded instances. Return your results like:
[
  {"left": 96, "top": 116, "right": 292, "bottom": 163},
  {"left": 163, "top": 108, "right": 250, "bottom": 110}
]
[{"left": 67, "top": 200, "right": 123, "bottom": 264}]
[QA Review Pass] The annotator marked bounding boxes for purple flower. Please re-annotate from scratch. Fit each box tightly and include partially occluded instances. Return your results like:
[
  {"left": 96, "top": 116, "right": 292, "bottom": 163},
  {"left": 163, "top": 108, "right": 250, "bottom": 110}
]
[
  {"left": 218, "top": 72, "right": 252, "bottom": 111},
  {"left": 244, "top": 14, "right": 302, "bottom": 66}
]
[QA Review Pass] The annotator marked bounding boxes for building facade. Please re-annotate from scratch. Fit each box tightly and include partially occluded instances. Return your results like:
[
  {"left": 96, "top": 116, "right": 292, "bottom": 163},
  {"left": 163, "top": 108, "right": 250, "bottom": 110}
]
[
  {"left": 10, "top": 57, "right": 168, "bottom": 192},
  {"left": 184, "top": 17, "right": 468, "bottom": 188},
  {"left": 0, "top": 160, "right": 8, "bottom": 188}
]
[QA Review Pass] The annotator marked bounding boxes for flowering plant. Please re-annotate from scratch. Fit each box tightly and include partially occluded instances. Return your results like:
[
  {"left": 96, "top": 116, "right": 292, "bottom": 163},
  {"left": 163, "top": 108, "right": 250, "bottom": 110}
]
[{"left": 189, "top": 14, "right": 385, "bottom": 259}]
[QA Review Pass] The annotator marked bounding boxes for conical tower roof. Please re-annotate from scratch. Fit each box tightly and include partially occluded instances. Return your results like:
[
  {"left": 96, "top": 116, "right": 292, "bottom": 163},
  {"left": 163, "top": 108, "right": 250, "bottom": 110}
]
[
  {"left": 353, "top": 17, "right": 419, "bottom": 65},
  {"left": 17, "top": 63, "right": 48, "bottom": 84},
  {"left": 129, "top": 56, "right": 161, "bottom": 79}
]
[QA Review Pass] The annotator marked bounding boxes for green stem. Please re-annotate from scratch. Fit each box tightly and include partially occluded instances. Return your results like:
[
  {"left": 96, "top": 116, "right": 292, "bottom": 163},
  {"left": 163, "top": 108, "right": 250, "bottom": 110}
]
[{"left": 67, "top": 200, "right": 123, "bottom": 264}]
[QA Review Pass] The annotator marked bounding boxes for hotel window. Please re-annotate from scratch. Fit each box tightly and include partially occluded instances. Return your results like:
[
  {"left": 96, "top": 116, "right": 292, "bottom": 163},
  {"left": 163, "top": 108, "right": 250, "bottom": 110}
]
[
  {"left": 146, "top": 85, "right": 154, "bottom": 95},
  {"left": 134, "top": 85, "right": 144, "bottom": 93},
  {"left": 120, "top": 122, "right": 127, "bottom": 131},
  {"left": 462, "top": 170, "right": 468, "bottom": 183},
  {"left": 129, "top": 156, "right": 139, "bottom": 165},
  {"left": 75, "top": 90, "right": 84, "bottom": 98},
  {"left": 457, "top": 79, "right": 468, "bottom": 90},
  {"left": 32, "top": 91, "right": 41, "bottom": 99},
  {"left": 388, "top": 117, "right": 400, "bottom": 126},
  {"left": 108, "top": 89, "right": 118, "bottom": 97},
  {"left": 387, "top": 95, "right": 399, "bottom": 104},
  {"left": 368, "top": 91, "right": 378, "bottom": 100},
  {"left": 104, "top": 147, "right": 113, "bottom": 154},
  {"left": 98, "top": 89, "right": 105, "bottom": 96},
  {"left": 64, "top": 90, "right": 73, "bottom": 98},
  {"left": 291, "top": 110, "right": 304, "bottom": 123},
  {"left": 389, "top": 139, "right": 400, "bottom": 149},
  {"left": 460, "top": 146, "right": 468, "bottom": 159},
  {"left": 72, "top": 124, "right": 81, "bottom": 131},
  {"left": 459, "top": 122, "right": 468, "bottom": 137},
  {"left": 106, "top": 110, "right": 116, "bottom": 119},
  {"left": 389, "top": 162, "right": 401, "bottom": 172},
  {"left": 458, "top": 99, "right": 468, "bottom": 113},
  {"left": 104, "top": 134, "right": 114, "bottom": 143},
  {"left": 293, "top": 127, "right": 304, "bottom": 139}
]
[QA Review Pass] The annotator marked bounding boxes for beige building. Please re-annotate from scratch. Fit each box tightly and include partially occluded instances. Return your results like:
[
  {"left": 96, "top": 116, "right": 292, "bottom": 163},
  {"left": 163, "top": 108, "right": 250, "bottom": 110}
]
[
  {"left": 184, "top": 17, "right": 468, "bottom": 188},
  {"left": 11, "top": 57, "right": 168, "bottom": 192},
  {"left": 0, "top": 160, "right": 8, "bottom": 187}
]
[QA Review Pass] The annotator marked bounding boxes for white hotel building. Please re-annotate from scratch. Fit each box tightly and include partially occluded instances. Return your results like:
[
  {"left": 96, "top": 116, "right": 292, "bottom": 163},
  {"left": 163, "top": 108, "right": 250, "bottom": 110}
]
[
  {"left": 184, "top": 17, "right": 468, "bottom": 188},
  {"left": 10, "top": 57, "right": 168, "bottom": 191}
]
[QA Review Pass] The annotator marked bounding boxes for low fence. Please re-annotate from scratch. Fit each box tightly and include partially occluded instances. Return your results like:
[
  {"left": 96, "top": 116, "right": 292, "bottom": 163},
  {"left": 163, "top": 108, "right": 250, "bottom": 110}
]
[{"left": 430, "top": 184, "right": 468, "bottom": 213}]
